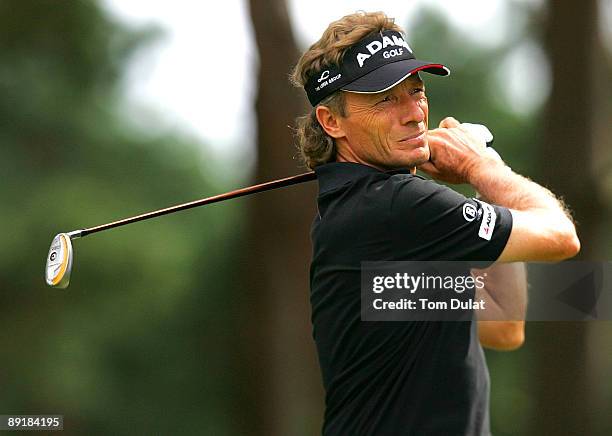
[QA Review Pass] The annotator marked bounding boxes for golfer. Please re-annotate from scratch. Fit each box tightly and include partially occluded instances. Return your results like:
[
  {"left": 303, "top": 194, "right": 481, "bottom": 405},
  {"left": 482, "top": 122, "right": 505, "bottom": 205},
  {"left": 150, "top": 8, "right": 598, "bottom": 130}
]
[{"left": 290, "top": 11, "right": 580, "bottom": 435}]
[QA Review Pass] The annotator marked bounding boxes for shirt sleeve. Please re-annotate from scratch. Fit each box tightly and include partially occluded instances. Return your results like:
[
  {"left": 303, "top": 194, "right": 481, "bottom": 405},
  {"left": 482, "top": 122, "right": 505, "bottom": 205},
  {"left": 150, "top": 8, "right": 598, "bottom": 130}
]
[{"left": 389, "top": 175, "right": 512, "bottom": 264}]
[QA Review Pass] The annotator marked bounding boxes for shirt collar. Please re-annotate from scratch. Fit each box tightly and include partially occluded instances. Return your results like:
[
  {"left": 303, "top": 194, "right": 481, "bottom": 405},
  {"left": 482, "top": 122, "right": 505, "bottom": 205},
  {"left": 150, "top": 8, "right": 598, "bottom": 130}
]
[{"left": 314, "top": 162, "right": 413, "bottom": 194}]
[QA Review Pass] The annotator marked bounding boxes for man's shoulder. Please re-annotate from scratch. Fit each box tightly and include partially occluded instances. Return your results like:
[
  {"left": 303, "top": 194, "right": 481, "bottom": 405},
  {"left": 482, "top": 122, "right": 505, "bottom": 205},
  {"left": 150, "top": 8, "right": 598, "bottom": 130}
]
[
  {"left": 315, "top": 162, "right": 440, "bottom": 198},
  {"left": 381, "top": 171, "right": 454, "bottom": 205}
]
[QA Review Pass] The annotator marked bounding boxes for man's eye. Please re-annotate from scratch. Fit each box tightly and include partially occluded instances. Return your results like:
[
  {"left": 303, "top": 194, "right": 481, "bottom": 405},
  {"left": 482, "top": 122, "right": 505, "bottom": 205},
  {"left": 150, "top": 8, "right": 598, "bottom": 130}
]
[
  {"left": 376, "top": 95, "right": 392, "bottom": 105},
  {"left": 412, "top": 87, "right": 425, "bottom": 95}
]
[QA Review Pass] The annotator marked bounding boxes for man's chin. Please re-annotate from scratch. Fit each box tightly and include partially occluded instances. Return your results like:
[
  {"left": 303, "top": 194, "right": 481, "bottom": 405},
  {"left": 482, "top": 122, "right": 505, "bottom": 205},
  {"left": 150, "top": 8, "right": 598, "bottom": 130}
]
[
  {"left": 398, "top": 145, "right": 429, "bottom": 168},
  {"left": 377, "top": 145, "right": 430, "bottom": 170},
  {"left": 412, "top": 146, "right": 430, "bottom": 165}
]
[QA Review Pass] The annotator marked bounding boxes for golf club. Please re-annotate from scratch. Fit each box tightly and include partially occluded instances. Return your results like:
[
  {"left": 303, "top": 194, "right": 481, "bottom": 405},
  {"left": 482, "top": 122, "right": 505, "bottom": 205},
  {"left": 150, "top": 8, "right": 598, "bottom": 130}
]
[
  {"left": 45, "top": 171, "right": 316, "bottom": 288},
  {"left": 45, "top": 123, "right": 495, "bottom": 289}
]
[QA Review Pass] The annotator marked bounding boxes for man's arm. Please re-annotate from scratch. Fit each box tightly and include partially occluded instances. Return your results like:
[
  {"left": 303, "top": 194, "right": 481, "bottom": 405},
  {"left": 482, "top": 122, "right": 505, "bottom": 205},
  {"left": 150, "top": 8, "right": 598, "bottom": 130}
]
[
  {"left": 421, "top": 117, "right": 579, "bottom": 349},
  {"left": 473, "top": 263, "right": 527, "bottom": 350},
  {"left": 421, "top": 117, "right": 580, "bottom": 262}
]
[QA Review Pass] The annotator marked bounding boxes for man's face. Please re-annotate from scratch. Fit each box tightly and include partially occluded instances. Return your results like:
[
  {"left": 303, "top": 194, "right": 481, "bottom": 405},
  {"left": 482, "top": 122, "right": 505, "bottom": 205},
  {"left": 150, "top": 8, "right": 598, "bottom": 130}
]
[{"left": 334, "top": 74, "right": 429, "bottom": 170}]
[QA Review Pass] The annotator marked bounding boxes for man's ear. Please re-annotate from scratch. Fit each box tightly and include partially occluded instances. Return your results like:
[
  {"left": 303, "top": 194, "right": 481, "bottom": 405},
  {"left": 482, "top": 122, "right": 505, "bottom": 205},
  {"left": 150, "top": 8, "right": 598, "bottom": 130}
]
[{"left": 315, "top": 105, "right": 346, "bottom": 139}]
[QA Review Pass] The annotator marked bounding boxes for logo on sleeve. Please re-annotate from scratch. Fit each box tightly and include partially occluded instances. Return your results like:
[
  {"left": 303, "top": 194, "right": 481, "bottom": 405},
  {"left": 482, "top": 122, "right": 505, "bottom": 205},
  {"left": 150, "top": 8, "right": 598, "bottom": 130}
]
[
  {"left": 462, "top": 203, "right": 477, "bottom": 222},
  {"left": 474, "top": 199, "right": 497, "bottom": 241}
]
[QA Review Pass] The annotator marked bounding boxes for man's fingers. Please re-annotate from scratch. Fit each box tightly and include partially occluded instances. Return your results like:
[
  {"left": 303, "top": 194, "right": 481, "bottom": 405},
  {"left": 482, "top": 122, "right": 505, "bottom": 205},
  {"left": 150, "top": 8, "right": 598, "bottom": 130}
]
[
  {"left": 418, "top": 161, "right": 440, "bottom": 176},
  {"left": 439, "top": 117, "right": 461, "bottom": 128}
]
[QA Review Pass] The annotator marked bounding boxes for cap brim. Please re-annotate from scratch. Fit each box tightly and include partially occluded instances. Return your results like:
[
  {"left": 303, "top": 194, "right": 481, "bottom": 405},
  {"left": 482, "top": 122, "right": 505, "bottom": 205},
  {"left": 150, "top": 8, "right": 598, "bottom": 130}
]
[{"left": 341, "top": 59, "right": 450, "bottom": 94}]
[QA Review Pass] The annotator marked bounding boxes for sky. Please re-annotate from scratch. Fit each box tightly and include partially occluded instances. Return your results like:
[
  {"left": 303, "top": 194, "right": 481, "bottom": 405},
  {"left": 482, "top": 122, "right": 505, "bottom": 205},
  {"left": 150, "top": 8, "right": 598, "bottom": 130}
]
[{"left": 102, "top": 0, "right": 608, "bottom": 167}]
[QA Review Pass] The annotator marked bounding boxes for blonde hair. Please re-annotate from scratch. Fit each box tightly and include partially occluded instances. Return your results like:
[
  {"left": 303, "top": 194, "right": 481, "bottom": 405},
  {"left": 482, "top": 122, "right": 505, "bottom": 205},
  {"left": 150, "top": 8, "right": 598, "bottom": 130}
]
[{"left": 290, "top": 12, "right": 403, "bottom": 169}]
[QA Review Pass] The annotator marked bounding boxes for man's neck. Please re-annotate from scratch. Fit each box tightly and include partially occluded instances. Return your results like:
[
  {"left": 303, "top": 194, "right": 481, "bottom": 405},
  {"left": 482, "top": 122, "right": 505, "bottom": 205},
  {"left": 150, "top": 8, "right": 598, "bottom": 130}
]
[{"left": 336, "top": 153, "right": 417, "bottom": 175}]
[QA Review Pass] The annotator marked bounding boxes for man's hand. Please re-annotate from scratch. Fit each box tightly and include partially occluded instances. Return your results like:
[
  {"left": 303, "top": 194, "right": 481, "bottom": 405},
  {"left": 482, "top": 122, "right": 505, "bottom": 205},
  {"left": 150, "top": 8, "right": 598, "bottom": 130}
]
[
  {"left": 421, "top": 116, "right": 579, "bottom": 262},
  {"left": 420, "top": 117, "right": 503, "bottom": 184}
]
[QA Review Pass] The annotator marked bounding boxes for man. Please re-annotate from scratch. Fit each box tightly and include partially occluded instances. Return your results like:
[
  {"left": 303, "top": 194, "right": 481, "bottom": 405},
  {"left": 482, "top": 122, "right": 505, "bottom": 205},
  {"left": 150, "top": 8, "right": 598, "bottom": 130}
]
[{"left": 290, "top": 11, "right": 580, "bottom": 436}]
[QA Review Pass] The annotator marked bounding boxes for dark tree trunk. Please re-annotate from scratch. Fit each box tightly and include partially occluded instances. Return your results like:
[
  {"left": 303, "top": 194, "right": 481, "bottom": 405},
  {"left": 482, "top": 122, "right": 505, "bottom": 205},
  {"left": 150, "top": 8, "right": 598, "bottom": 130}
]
[
  {"left": 238, "top": 0, "right": 324, "bottom": 435},
  {"left": 530, "top": 1, "right": 610, "bottom": 435}
]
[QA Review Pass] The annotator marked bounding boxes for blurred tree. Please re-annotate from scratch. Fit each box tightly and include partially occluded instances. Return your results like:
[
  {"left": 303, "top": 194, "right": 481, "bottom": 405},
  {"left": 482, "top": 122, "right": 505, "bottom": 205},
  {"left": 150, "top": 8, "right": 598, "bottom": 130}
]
[
  {"left": 409, "top": 5, "right": 611, "bottom": 433},
  {"left": 528, "top": 1, "right": 612, "bottom": 435},
  {"left": 0, "top": 1, "right": 244, "bottom": 434},
  {"left": 241, "top": 1, "right": 322, "bottom": 435}
]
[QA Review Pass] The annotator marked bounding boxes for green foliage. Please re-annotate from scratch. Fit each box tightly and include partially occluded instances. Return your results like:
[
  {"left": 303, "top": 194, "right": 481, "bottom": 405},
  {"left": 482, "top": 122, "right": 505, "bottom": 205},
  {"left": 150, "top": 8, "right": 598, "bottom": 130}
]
[
  {"left": 3, "top": 2, "right": 604, "bottom": 435},
  {"left": 0, "top": 1, "right": 243, "bottom": 434}
]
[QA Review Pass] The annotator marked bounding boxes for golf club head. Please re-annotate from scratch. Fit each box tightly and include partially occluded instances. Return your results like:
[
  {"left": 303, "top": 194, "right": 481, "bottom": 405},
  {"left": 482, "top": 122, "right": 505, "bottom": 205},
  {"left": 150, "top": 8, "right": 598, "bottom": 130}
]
[{"left": 45, "top": 233, "right": 74, "bottom": 289}]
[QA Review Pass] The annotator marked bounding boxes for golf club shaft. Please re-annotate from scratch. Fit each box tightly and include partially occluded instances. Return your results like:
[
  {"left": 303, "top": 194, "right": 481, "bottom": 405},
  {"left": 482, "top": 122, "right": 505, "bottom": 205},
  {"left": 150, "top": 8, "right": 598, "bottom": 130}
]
[
  {"left": 64, "top": 124, "right": 495, "bottom": 240},
  {"left": 69, "top": 171, "right": 317, "bottom": 239}
]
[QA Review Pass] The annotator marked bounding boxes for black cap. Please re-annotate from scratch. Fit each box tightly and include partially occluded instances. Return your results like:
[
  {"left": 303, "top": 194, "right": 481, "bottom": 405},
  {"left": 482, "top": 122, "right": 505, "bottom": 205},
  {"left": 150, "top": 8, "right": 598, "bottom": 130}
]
[{"left": 304, "top": 30, "right": 450, "bottom": 106}]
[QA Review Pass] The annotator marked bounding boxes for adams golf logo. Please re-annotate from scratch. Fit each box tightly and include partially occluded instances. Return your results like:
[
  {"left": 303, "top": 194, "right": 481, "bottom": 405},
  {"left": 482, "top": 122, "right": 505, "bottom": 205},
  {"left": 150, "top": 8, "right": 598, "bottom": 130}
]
[{"left": 356, "top": 34, "right": 412, "bottom": 67}]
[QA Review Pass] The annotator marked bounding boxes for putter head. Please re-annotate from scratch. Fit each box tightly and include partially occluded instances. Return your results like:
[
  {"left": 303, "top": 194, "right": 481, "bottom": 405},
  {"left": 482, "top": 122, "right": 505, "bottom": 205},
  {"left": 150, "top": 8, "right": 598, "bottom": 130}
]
[{"left": 45, "top": 233, "right": 74, "bottom": 289}]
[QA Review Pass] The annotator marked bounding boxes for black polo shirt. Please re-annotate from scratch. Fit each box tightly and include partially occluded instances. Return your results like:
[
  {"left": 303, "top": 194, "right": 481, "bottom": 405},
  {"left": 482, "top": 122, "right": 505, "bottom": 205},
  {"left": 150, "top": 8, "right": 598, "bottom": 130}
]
[{"left": 309, "top": 162, "right": 513, "bottom": 436}]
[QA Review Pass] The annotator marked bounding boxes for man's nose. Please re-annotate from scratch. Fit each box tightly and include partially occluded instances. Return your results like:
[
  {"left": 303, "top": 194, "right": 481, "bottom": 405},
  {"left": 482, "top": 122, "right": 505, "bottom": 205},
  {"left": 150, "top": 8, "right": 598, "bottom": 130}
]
[{"left": 399, "top": 94, "right": 426, "bottom": 125}]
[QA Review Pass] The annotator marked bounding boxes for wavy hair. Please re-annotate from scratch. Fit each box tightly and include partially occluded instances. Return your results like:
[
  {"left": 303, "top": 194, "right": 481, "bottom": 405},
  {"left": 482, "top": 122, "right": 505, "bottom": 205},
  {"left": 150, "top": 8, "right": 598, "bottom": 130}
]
[{"left": 290, "top": 11, "right": 403, "bottom": 169}]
